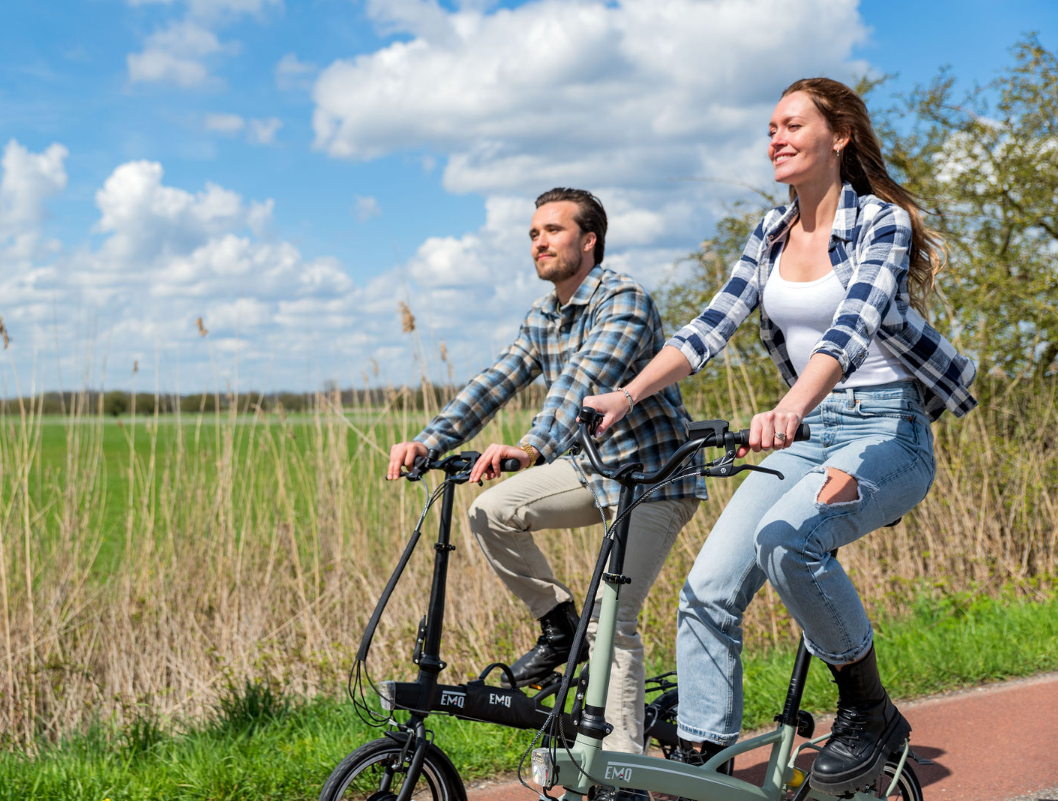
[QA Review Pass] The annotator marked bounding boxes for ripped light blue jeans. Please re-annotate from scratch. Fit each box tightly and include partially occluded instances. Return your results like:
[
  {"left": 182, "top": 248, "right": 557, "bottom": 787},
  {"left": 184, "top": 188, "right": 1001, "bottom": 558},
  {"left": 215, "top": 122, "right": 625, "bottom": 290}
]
[{"left": 675, "top": 381, "right": 935, "bottom": 746}]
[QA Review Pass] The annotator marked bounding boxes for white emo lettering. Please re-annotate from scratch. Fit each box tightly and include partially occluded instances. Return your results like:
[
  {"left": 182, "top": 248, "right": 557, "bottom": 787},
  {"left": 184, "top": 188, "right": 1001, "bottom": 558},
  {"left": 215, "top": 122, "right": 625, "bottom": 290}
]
[
  {"left": 440, "top": 690, "right": 465, "bottom": 709},
  {"left": 605, "top": 765, "right": 633, "bottom": 782}
]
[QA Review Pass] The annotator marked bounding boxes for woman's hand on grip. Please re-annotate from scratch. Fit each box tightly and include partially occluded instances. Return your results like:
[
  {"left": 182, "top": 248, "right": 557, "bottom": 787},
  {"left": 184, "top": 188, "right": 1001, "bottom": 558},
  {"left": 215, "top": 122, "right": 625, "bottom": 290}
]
[
  {"left": 579, "top": 391, "right": 630, "bottom": 437},
  {"left": 739, "top": 406, "right": 803, "bottom": 458}
]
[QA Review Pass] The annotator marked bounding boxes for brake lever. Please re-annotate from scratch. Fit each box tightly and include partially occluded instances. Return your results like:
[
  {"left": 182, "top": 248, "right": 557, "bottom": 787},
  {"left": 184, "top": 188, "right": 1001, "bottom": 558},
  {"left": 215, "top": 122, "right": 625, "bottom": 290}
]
[
  {"left": 728, "top": 463, "right": 785, "bottom": 480},
  {"left": 403, "top": 449, "right": 441, "bottom": 482},
  {"left": 404, "top": 454, "right": 430, "bottom": 482},
  {"left": 700, "top": 455, "right": 785, "bottom": 481}
]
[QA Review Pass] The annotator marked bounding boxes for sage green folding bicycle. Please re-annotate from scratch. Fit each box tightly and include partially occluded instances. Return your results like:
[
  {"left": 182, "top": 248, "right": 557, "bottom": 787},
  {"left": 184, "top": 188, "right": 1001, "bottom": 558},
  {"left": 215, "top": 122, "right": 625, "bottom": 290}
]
[{"left": 525, "top": 406, "right": 929, "bottom": 801}]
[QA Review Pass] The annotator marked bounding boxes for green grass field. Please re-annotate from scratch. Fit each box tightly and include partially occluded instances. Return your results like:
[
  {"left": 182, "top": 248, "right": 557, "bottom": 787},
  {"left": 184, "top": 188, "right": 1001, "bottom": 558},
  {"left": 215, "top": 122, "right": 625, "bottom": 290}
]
[
  {"left": 16, "top": 408, "right": 530, "bottom": 571},
  {"left": 2, "top": 385, "right": 1057, "bottom": 800}
]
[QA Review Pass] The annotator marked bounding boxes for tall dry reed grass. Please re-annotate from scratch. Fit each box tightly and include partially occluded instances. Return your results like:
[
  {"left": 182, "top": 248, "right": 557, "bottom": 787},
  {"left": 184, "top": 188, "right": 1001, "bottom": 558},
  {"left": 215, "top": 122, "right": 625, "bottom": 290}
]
[{"left": 0, "top": 375, "right": 1055, "bottom": 749}]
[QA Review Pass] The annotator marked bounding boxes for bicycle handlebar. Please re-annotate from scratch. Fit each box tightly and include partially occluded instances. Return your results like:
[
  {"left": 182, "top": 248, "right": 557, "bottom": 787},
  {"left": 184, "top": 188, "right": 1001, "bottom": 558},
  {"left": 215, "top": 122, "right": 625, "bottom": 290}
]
[
  {"left": 575, "top": 406, "right": 810, "bottom": 486},
  {"left": 403, "top": 450, "right": 523, "bottom": 482}
]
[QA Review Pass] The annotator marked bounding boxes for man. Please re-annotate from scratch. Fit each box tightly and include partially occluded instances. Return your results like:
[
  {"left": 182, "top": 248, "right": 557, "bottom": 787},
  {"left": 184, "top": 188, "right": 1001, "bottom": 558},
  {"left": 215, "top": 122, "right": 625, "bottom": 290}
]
[{"left": 387, "top": 188, "right": 705, "bottom": 754}]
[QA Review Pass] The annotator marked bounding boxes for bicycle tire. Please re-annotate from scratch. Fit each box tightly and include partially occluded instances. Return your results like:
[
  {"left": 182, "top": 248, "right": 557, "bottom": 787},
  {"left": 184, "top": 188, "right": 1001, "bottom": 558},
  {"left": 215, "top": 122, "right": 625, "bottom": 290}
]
[
  {"left": 872, "top": 757, "right": 923, "bottom": 800},
  {"left": 319, "top": 736, "right": 467, "bottom": 801},
  {"left": 803, "top": 756, "right": 923, "bottom": 801}
]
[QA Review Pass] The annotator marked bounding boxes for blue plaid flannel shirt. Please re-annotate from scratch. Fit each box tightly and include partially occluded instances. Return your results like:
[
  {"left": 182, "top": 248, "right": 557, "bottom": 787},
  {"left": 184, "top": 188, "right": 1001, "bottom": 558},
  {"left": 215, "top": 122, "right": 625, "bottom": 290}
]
[
  {"left": 416, "top": 266, "right": 706, "bottom": 508},
  {"left": 667, "top": 183, "right": 977, "bottom": 421}
]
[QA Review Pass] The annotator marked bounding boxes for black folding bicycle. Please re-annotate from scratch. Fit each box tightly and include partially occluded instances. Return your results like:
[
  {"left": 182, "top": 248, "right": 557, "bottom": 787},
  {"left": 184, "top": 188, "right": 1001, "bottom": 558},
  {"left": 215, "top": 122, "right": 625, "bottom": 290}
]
[{"left": 319, "top": 448, "right": 681, "bottom": 801}]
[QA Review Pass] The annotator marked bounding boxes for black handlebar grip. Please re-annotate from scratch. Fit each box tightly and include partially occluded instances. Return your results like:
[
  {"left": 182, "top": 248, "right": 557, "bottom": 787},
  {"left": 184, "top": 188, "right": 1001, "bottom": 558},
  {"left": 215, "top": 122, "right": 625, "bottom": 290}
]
[
  {"left": 579, "top": 406, "right": 602, "bottom": 436},
  {"left": 733, "top": 422, "right": 811, "bottom": 447},
  {"left": 499, "top": 457, "right": 524, "bottom": 473}
]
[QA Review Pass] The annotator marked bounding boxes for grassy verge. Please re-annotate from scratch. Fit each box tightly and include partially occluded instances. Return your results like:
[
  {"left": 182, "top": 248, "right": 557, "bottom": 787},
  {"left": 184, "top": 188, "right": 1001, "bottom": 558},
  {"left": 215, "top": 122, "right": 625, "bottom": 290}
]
[
  {"left": 4, "top": 380, "right": 1056, "bottom": 750},
  {"left": 2, "top": 588, "right": 1055, "bottom": 800}
]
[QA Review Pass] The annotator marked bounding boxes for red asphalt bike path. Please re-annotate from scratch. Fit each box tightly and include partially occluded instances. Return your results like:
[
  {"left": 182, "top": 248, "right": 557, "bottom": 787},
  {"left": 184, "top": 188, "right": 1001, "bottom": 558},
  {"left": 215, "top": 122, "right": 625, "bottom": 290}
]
[{"left": 465, "top": 671, "right": 1058, "bottom": 801}]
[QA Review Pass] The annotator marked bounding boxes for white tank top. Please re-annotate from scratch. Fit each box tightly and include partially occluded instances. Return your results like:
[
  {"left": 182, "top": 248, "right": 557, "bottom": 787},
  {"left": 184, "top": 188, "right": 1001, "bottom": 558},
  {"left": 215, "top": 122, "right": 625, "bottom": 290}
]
[{"left": 762, "top": 244, "right": 912, "bottom": 388}]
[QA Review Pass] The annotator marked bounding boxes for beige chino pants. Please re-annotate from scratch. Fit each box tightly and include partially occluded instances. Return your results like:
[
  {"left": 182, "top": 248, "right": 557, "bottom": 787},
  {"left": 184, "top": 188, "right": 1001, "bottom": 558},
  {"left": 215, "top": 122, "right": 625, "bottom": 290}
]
[{"left": 468, "top": 458, "right": 698, "bottom": 754}]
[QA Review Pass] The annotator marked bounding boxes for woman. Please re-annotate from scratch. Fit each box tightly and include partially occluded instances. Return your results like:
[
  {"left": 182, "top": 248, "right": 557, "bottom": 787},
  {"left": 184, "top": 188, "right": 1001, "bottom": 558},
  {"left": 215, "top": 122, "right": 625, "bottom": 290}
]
[{"left": 583, "top": 78, "right": 976, "bottom": 794}]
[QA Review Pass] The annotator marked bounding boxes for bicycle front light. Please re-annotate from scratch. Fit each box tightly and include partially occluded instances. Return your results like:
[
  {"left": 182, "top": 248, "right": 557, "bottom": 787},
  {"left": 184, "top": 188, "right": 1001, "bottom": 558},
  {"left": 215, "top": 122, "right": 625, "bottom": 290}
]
[
  {"left": 378, "top": 680, "right": 396, "bottom": 711},
  {"left": 531, "top": 749, "right": 556, "bottom": 787}
]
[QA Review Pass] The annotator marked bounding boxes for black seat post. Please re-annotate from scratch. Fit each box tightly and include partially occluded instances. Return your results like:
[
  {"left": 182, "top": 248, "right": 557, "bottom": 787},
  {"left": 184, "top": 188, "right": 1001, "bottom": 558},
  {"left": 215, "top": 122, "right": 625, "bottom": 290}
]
[
  {"left": 779, "top": 636, "right": 813, "bottom": 729},
  {"left": 607, "top": 483, "right": 637, "bottom": 577}
]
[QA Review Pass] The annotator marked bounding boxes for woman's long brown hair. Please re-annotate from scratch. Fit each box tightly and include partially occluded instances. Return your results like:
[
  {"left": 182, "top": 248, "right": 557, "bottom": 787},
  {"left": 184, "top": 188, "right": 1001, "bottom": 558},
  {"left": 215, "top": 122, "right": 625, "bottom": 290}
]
[{"left": 782, "top": 78, "right": 943, "bottom": 314}]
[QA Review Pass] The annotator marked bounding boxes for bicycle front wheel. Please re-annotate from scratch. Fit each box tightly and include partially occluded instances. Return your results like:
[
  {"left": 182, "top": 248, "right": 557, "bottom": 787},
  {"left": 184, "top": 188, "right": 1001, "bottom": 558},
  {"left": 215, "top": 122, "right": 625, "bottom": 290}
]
[{"left": 319, "top": 736, "right": 467, "bottom": 801}]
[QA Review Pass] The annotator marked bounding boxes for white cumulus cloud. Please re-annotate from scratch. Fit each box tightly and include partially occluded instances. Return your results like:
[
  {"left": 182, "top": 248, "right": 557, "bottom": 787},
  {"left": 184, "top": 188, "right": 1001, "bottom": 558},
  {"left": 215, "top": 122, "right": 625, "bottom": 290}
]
[
  {"left": 302, "top": 0, "right": 875, "bottom": 384},
  {"left": 127, "top": 20, "right": 235, "bottom": 87},
  {"left": 0, "top": 152, "right": 394, "bottom": 392},
  {"left": 353, "top": 195, "right": 382, "bottom": 222},
  {"left": 247, "top": 117, "right": 283, "bottom": 145},
  {"left": 204, "top": 112, "right": 246, "bottom": 134},
  {"left": 313, "top": 0, "right": 869, "bottom": 198},
  {"left": 126, "top": 0, "right": 280, "bottom": 88},
  {"left": 275, "top": 52, "right": 317, "bottom": 91},
  {"left": 0, "top": 145, "right": 489, "bottom": 392},
  {"left": 1, "top": 139, "right": 68, "bottom": 230},
  {"left": 0, "top": 139, "right": 68, "bottom": 264}
]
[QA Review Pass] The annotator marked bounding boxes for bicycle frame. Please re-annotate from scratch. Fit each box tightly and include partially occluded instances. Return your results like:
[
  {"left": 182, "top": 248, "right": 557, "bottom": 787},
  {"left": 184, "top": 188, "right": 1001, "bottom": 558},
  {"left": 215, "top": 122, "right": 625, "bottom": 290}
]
[
  {"left": 534, "top": 530, "right": 913, "bottom": 800},
  {"left": 355, "top": 451, "right": 679, "bottom": 799},
  {"left": 530, "top": 412, "right": 914, "bottom": 800},
  {"left": 536, "top": 580, "right": 817, "bottom": 799}
]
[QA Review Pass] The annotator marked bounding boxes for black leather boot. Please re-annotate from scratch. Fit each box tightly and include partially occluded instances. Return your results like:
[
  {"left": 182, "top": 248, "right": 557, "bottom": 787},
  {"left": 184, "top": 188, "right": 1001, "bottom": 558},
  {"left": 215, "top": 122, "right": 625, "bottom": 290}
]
[
  {"left": 811, "top": 646, "right": 911, "bottom": 794},
  {"left": 670, "top": 737, "right": 734, "bottom": 776},
  {"left": 505, "top": 601, "right": 587, "bottom": 687}
]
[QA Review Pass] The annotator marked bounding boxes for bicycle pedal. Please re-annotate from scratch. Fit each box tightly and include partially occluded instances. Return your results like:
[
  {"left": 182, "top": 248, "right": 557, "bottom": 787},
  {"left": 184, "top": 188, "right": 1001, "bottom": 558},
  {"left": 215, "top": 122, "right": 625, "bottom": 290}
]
[
  {"left": 906, "top": 747, "right": 934, "bottom": 766},
  {"left": 527, "top": 672, "right": 562, "bottom": 690}
]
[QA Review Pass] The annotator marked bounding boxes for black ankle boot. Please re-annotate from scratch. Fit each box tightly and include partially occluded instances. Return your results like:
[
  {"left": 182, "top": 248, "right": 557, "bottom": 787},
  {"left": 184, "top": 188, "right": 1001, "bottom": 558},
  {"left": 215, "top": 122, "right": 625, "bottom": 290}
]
[
  {"left": 811, "top": 646, "right": 911, "bottom": 794},
  {"left": 505, "top": 601, "right": 586, "bottom": 687},
  {"left": 670, "top": 738, "right": 734, "bottom": 776}
]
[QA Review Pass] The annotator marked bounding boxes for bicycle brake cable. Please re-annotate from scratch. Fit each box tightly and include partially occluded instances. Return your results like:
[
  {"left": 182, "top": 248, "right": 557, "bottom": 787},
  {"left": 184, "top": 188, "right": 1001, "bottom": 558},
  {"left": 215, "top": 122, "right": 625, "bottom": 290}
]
[{"left": 347, "top": 476, "right": 445, "bottom": 725}]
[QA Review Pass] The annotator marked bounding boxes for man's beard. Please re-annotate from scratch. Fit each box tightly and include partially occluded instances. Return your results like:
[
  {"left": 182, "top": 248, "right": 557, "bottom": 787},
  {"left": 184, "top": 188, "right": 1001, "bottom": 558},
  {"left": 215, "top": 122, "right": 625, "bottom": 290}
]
[{"left": 534, "top": 249, "right": 581, "bottom": 283}]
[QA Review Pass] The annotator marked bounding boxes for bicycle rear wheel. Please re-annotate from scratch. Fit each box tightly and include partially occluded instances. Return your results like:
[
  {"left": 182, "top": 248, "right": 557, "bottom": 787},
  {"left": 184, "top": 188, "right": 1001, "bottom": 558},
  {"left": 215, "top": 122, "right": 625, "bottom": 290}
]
[
  {"left": 872, "top": 757, "right": 923, "bottom": 800},
  {"left": 319, "top": 736, "right": 466, "bottom": 800}
]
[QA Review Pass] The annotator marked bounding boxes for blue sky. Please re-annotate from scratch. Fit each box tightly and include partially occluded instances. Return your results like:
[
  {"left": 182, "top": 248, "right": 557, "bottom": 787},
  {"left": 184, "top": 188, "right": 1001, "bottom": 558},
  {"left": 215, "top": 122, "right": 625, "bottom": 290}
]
[{"left": 1, "top": 0, "right": 1054, "bottom": 395}]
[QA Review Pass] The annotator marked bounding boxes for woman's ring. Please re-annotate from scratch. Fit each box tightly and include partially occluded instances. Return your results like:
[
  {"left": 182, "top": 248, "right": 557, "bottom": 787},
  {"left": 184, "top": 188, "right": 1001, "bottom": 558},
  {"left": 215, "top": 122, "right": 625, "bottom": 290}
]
[{"left": 774, "top": 432, "right": 787, "bottom": 442}]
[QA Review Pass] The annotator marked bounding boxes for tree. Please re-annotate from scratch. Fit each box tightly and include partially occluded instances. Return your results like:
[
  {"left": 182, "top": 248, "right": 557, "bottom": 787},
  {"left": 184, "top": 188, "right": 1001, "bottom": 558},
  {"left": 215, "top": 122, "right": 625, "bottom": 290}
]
[
  {"left": 103, "top": 391, "right": 129, "bottom": 417},
  {"left": 134, "top": 393, "right": 162, "bottom": 414},
  {"left": 882, "top": 35, "right": 1058, "bottom": 378},
  {"left": 179, "top": 393, "right": 218, "bottom": 414}
]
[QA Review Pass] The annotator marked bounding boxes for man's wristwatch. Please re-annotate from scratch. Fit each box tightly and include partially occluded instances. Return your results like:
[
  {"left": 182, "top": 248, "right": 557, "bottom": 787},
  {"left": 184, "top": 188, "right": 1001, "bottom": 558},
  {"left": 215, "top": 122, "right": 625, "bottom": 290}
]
[{"left": 520, "top": 443, "right": 538, "bottom": 466}]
